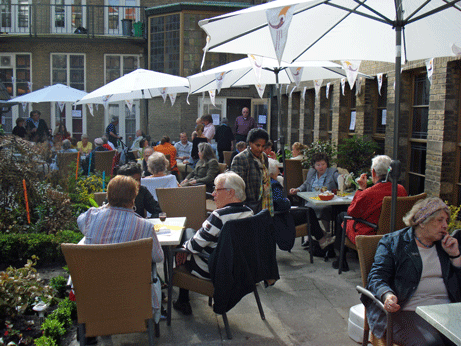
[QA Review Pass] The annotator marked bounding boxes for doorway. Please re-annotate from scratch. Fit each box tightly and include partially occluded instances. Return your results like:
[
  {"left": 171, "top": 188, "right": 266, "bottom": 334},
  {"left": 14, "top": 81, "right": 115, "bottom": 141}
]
[{"left": 226, "top": 98, "right": 251, "bottom": 131}]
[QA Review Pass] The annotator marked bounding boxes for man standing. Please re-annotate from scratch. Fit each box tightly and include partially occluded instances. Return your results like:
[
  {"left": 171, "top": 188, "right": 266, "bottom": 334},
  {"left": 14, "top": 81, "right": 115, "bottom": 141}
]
[
  {"left": 234, "top": 107, "right": 256, "bottom": 142},
  {"left": 201, "top": 114, "right": 215, "bottom": 142},
  {"left": 173, "top": 172, "right": 253, "bottom": 315},
  {"left": 105, "top": 116, "right": 121, "bottom": 148},
  {"left": 214, "top": 118, "right": 234, "bottom": 163},
  {"left": 26, "top": 110, "right": 51, "bottom": 143}
]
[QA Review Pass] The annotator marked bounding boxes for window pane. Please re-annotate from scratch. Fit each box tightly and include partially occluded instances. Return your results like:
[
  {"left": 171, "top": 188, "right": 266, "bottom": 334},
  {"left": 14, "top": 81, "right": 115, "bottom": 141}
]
[
  {"left": 123, "top": 56, "right": 137, "bottom": 74},
  {"left": 410, "top": 142, "right": 426, "bottom": 174},
  {"left": 412, "top": 107, "right": 428, "bottom": 139},
  {"left": 414, "top": 74, "right": 430, "bottom": 106},
  {"left": 1, "top": 0, "right": 12, "bottom": 28},
  {"left": 53, "top": 55, "right": 67, "bottom": 69},
  {"left": 125, "top": 104, "right": 136, "bottom": 141},
  {"left": 375, "top": 109, "right": 386, "bottom": 134},
  {"left": 150, "top": 14, "right": 180, "bottom": 75}
]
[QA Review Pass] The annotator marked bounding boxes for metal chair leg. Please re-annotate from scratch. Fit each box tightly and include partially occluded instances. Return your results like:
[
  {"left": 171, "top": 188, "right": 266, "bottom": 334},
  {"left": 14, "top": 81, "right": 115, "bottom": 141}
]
[
  {"left": 338, "top": 220, "right": 347, "bottom": 274},
  {"left": 208, "top": 297, "right": 212, "bottom": 307},
  {"left": 78, "top": 324, "right": 86, "bottom": 346},
  {"left": 221, "top": 312, "right": 232, "bottom": 339},
  {"left": 253, "top": 286, "right": 265, "bottom": 320}
]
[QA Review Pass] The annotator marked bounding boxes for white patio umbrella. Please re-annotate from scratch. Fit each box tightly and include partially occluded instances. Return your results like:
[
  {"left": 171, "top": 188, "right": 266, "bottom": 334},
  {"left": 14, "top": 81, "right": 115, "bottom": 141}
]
[
  {"left": 75, "top": 68, "right": 189, "bottom": 105},
  {"left": 8, "top": 84, "right": 87, "bottom": 103},
  {"left": 199, "top": 0, "right": 461, "bottom": 242}
]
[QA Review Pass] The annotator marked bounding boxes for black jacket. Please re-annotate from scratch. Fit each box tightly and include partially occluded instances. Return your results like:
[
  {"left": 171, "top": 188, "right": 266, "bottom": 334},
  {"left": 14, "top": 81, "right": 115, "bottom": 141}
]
[{"left": 135, "top": 185, "right": 161, "bottom": 218}]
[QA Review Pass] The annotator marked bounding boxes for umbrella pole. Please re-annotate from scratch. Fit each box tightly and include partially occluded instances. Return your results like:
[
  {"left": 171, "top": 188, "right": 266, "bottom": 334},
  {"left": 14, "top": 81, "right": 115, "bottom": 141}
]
[
  {"left": 390, "top": 0, "right": 403, "bottom": 234},
  {"left": 274, "top": 68, "right": 288, "bottom": 198}
]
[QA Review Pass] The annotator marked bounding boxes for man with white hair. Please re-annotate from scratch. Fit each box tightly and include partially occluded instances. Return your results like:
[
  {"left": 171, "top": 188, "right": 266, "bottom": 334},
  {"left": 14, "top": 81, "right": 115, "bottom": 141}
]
[{"left": 173, "top": 172, "right": 253, "bottom": 315}]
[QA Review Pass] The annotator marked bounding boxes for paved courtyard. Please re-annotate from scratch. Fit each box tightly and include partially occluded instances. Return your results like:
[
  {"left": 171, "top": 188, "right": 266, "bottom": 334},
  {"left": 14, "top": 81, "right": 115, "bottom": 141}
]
[{"left": 72, "top": 243, "right": 363, "bottom": 346}]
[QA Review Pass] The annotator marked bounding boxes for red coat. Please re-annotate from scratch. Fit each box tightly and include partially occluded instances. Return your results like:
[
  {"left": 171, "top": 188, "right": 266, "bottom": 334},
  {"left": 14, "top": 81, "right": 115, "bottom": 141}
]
[{"left": 345, "top": 182, "right": 407, "bottom": 244}]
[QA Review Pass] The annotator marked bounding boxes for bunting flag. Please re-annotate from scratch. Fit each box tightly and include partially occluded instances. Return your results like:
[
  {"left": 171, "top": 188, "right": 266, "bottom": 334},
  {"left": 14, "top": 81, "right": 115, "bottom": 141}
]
[
  {"left": 248, "top": 54, "right": 263, "bottom": 83},
  {"left": 215, "top": 72, "right": 225, "bottom": 93},
  {"left": 302, "top": 86, "right": 307, "bottom": 100},
  {"left": 159, "top": 87, "right": 168, "bottom": 103},
  {"left": 289, "top": 85, "right": 296, "bottom": 98},
  {"left": 341, "top": 78, "right": 346, "bottom": 96},
  {"left": 200, "top": 36, "right": 211, "bottom": 70},
  {"left": 377, "top": 73, "right": 383, "bottom": 95},
  {"left": 95, "top": 104, "right": 99, "bottom": 111},
  {"left": 21, "top": 102, "right": 28, "bottom": 113},
  {"left": 102, "top": 95, "right": 112, "bottom": 109},
  {"left": 208, "top": 90, "right": 216, "bottom": 107},
  {"left": 256, "top": 83, "right": 265, "bottom": 99},
  {"left": 266, "top": 5, "right": 295, "bottom": 64},
  {"left": 87, "top": 104, "right": 94, "bottom": 116},
  {"left": 57, "top": 102, "right": 65, "bottom": 112},
  {"left": 355, "top": 77, "right": 362, "bottom": 96},
  {"left": 289, "top": 67, "right": 303, "bottom": 87},
  {"left": 326, "top": 82, "right": 331, "bottom": 99},
  {"left": 125, "top": 100, "right": 133, "bottom": 113},
  {"left": 426, "top": 58, "right": 434, "bottom": 85},
  {"left": 314, "top": 79, "right": 323, "bottom": 99},
  {"left": 341, "top": 60, "right": 361, "bottom": 89},
  {"left": 186, "top": 93, "right": 190, "bottom": 105},
  {"left": 27, "top": 82, "right": 32, "bottom": 92},
  {"left": 452, "top": 43, "right": 461, "bottom": 56},
  {"left": 169, "top": 93, "right": 177, "bottom": 106}
]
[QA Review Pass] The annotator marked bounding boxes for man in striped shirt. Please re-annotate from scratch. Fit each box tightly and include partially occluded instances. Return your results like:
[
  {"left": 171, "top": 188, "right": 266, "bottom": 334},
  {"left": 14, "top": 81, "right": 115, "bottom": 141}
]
[{"left": 173, "top": 172, "right": 253, "bottom": 315}]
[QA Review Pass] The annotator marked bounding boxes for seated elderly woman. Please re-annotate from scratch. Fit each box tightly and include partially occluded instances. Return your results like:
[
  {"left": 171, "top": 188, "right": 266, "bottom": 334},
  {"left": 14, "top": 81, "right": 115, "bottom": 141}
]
[
  {"left": 180, "top": 142, "right": 220, "bottom": 192},
  {"left": 290, "top": 142, "right": 307, "bottom": 160},
  {"left": 77, "top": 175, "right": 164, "bottom": 320},
  {"left": 141, "top": 152, "right": 179, "bottom": 201},
  {"left": 363, "top": 197, "right": 461, "bottom": 346}
]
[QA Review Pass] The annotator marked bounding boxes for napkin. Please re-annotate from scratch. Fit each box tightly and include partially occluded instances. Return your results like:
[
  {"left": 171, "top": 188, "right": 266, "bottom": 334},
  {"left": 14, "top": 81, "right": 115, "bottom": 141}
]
[{"left": 338, "top": 174, "right": 345, "bottom": 193}]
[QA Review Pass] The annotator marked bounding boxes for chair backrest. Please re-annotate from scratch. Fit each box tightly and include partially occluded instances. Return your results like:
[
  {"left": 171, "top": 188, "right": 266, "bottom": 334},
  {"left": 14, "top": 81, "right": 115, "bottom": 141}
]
[
  {"left": 61, "top": 238, "right": 153, "bottom": 337},
  {"left": 141, "top": 175, "right": 178, "bottom": 201},
  {"left": 223, "top": 151, "right": 233, "bottom": 168},
  {"left": 94, "top": 151, "right": 115, "bottom": 175},
  {"left": 156, "top": 184, "right": 207, "bottom": 230},
  {"left": 218, "top": 162, "right": 227, "bottom": 174},
  {"left": 93, "top": 192, "right": 107, "bottom": 206},
  {"left": 57, "top": 152, "right": 79, "bottom": 178},
  {"left": 285, "top": 159, "right": 304, "bottom": 191},
  {"left": 377, "top": 192, "right": 427, "bottom": 235},
  {"left": 356, "top": 235, "right": 383, "bottom": 287}
]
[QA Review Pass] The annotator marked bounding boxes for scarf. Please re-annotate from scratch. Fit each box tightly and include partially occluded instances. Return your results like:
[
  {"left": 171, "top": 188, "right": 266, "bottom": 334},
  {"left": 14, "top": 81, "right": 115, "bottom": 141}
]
[{"left": 257, "top": 155, "right": 274, "bottom": 216}]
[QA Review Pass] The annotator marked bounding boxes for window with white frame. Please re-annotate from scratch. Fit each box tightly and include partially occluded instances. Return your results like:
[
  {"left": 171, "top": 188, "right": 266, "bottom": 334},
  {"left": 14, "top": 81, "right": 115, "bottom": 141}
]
[
  {"left": 104, "top": 54, "right": 140, "bottom": 142},
  {"left": 51, "top": 0, "right": 86, "bottom": 34},
  {"left": 51, "top": 53, "right": 86, "bottom": 139},
  {"left": 104, "top": 0, "right": 139, "bottom": 35},
  {"left": 0, "top": 0, "right": 30, "bottom": 33},
  {"left": 0, "top": 53, "right": 31, "bottom": 133}
]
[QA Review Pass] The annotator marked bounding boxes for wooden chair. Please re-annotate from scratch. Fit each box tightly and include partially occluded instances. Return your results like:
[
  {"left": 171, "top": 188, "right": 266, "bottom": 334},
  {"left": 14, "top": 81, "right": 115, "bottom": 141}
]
[
  {"left": 92, "top": 192, "right": 107, "bottom": 206},
  {"left": 356, "top": 235, "right": 399, "bottom": 346},
  {"left": 156, "top": 184, "right": 207, "bottom": 231},
  {"left": 338, "top": 192, "right": 427, "bottom": 274},
  {"left": 170, "top": 210, "right": 278, "bottom": 339},
  {"left": 218, "top": 162, "right": 227, "bottom": 173},
  {"left": 223, "top": 151, "right": 233, "bottom": 168},
  {"left": 57, "top": 152, "right": 79, "bottom": 178},
  {"left": 61, "top": 238, "right": 156, "bottom": 346},
  {"left": 285, "top": 159, "right": 304, "bottom": 192},
  {"left": 94, "top": 151, "right": 115, "bottom": 176}
]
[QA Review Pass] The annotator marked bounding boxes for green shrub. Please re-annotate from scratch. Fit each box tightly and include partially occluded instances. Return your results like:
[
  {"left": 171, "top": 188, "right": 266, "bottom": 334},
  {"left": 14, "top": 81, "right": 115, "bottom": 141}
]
[
  {"left": 0, "top": 256, "right": 54, "bottom": 318},
  {"left": 57, "top": 297, "right": 77, "bottom": 320},
  {"left": 34, "top": 335, "right": 58, "bottom": 346},
  {"left": 336, "top": 135, "right": 379, "bottom": 175},
  {"left": 47, "top": 298, "right": 76, "bottom": 327},
  {"left": 0, "top": 230, "right": 83, "bottom": 268},
  {"left": 302, "top": 140, "right": 337, "bottom": 169},
  {"left": 50, "top": 275, "right": 68, "bottom": 299},
  {"left": 41, "top": 318, "right": 66, "bottom": 342}
]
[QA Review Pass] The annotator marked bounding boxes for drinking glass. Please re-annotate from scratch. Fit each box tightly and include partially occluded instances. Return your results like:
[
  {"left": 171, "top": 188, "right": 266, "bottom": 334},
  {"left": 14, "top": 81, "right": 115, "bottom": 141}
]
[{"left": 159, "top": 212, "right": 167, "bottom": 227}]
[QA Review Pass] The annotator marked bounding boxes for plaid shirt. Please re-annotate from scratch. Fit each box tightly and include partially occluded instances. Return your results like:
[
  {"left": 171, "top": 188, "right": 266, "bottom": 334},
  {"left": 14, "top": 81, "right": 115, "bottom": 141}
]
[{"left": 230, "top": 147, "right": 268, "bottom": 205}]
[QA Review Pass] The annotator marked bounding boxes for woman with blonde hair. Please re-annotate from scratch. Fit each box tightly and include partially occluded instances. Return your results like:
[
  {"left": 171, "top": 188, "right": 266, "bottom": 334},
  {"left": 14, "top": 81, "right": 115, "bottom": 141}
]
[{"left": 290, "top": 142, "right": 307, "bottom": 160}]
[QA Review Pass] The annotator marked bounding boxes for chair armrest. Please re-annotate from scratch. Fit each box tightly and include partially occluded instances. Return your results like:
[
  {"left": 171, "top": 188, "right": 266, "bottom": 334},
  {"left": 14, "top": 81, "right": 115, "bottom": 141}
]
[
  {"left": 206, "top": 192, "right": 213, "bottom": 200},
  {"left": 172, "top": 247, "right": 209, "bottom": 260},
  {"left": 344, "top": 215, "right": 378, "bottom": 230}
]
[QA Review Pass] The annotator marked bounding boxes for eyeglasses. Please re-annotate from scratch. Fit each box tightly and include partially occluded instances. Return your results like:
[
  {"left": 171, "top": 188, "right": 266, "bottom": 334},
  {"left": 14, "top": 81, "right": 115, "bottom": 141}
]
[{"left": 213, "top": 188, "right": 229, "bottom": 193}]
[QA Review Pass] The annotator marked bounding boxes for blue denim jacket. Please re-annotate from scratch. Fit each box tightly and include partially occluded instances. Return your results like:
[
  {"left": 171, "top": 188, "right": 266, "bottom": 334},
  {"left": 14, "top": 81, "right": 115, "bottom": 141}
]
[{"left": 361, "top": 227, "right": 461, "bottom": 338}]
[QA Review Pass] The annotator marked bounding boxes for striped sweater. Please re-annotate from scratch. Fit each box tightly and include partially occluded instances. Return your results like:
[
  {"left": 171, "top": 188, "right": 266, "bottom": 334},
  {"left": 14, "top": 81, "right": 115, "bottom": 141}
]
[{"left": 184, "top": 202, "right": 253, "bottom": 279}]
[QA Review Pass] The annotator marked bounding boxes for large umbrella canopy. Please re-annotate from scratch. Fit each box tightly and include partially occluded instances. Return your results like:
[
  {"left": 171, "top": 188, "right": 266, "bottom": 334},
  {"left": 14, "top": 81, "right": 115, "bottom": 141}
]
[
  {"left": 188, "top": 56, "right": 346, "bottom": 94},
  {"left": 199, "top": 0, "right": 461, "bottom": 64},
  {"left": 199, "top": 0, "right": 461, "bottom": 240},
  {"left": 75, "top": 68, "right": 189, "bottom": 105},
  {"left": 8, "top": 84, "right": 87, "bottom": 103}
]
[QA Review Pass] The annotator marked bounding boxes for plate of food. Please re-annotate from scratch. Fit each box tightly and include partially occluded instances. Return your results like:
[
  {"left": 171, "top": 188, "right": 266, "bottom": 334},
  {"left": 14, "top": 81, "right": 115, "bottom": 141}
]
[{"left": 318, "top": 191, "right": 335, "bottom": 201}]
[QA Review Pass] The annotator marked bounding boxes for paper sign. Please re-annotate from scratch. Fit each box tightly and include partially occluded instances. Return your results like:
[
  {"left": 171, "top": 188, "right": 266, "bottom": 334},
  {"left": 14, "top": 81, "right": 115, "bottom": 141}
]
[
  {"left": 212, "top": 114, "right": 220, "bottom": 125},
  {"left": 349, "top": 111, "right": 356, "bottom": 131},
  {"left": 258, "top": 115, "right": 267, "bottom": 124},
  {"left": 72, "top": 110, "right": 82, "bottom": 118},
  {"left": 381, "top": 109, "right": 387, "bottom": 125}
]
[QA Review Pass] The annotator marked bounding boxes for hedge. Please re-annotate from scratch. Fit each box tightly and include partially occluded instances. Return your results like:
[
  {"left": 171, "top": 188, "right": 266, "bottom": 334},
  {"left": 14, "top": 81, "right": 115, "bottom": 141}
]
[{"left": 0, "top": 230, "right": 83, "bottom": 268}]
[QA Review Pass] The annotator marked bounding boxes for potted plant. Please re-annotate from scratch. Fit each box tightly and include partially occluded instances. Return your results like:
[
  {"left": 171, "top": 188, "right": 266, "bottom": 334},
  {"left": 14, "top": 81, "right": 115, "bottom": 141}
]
[{"left": 335, "top": 135, "right": 379, "bottom": 175}]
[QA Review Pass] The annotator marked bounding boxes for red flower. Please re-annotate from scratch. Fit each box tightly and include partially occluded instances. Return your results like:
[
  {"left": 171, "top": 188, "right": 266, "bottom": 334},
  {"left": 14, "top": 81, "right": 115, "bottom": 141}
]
[{"left": 4, "top": 330, "right": 8, "bottom": 336}]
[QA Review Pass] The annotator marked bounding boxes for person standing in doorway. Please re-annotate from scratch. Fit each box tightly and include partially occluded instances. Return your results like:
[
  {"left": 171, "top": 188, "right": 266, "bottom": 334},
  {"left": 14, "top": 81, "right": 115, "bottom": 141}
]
[
  {"left": 214, "top": 118, "right": 234, "bottom": 163},
  {"left": 105, "top": 116, "right": 121, "bottom": 148},
  {"left": 234, "top": 107, "right": 256, "bottom": 143}
]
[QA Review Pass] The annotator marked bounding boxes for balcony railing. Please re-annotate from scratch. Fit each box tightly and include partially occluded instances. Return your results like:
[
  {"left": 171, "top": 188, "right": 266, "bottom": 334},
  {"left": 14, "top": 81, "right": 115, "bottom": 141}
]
[{"left": 0, "top": 3, "right": 146, "bottom": 37}]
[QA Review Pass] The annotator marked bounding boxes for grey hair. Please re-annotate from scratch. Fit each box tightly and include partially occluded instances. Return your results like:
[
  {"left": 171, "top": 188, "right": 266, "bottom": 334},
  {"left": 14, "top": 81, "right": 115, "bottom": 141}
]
[
  {"left": 62, "top": 139, "right": 72, "bottom": 150},
  {"left": 371, "top": 155, "right": 392, "bottom": 179},
  {"left": 268, "top": 158, "right": 279, "bottom": 176},
  {"left": 198, "top": 142, "right": 216, "bottom": 162},
  {"left": 81, "top": 134, "right": 89, "bottom": 139},
  {"left": 214, "top": 172, "right": 246, "bottom": 201},
  {"left": 403, "top": 197, "right": 450, "bottom": 227},
  {"left": 147, "top": 152, "right": 169, "bottom": 175}
]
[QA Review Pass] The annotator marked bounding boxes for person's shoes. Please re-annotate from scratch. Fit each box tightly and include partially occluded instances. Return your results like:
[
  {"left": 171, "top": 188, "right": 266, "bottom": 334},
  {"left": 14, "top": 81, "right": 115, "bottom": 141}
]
[
  {"left": 173, "top": 300, "right": 192, "bottom": 315},
  {"left": 160, "top": 305, "right": 167, "bottom": 320},
  {"left": 304, "top": 241, "right": 326, "bottom": 257},
  {"left": 332, "top": 258, "right": 349, "bottom": 272},
  {"left": 319, "top": 236, "right": 336, "bottom": 250},
  {"left": 301, "top": 240, "right": 310, "bottom": 247}
]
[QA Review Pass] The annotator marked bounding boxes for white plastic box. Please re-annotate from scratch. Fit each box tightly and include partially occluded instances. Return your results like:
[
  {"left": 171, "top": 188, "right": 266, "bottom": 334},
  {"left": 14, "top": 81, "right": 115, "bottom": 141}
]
[{"left": 348, "top": 303, "right": 365, "bottom": 344}]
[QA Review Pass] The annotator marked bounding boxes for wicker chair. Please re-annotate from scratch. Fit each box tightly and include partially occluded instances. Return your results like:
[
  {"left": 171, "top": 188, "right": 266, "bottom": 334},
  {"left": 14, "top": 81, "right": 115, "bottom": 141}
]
[
  {"left": 338, "top": 192, "right": 427, "bottom": 274},
  {"left": 223, "top": 151, "right": 233, "bottom": 168},
  {"left": 57, "top": 152, "right": 79, "bottom": 178},
  {"left": 94, "top": 151, "right": 115, "bottom": 175},
  {"left": 92, "top": 192, "right": 107, "bottom": 206},
  {"left": 61, "top": 238, "right": 156, "bottom": 346},
  {"left": 156, "top": 184, "right": 207, "bottom": 231},
  {"left": 355, "top": 235, "right": 400, "bottom": 346}
]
